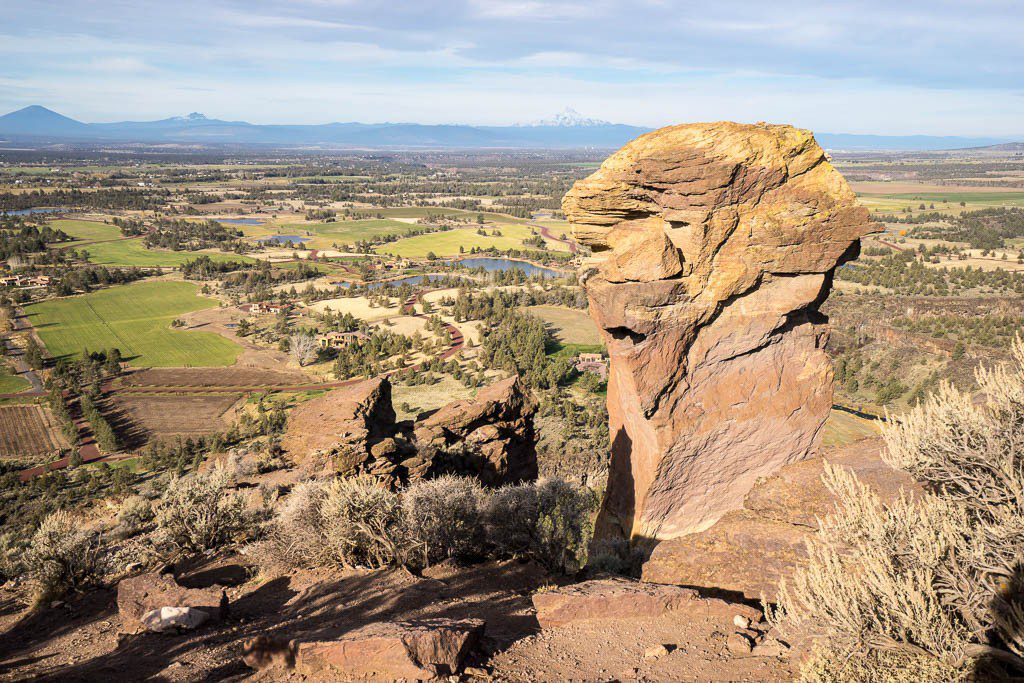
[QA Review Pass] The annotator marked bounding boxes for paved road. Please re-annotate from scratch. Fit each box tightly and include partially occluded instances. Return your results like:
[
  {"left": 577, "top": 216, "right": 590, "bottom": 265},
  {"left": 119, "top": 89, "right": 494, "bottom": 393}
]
[{"left": 533, "top": 223, "right": 578, "bottom": 255}]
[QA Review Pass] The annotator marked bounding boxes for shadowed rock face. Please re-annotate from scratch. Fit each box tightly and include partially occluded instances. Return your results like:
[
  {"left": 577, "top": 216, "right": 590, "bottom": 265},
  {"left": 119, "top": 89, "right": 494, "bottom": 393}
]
[{"left": 563, "top": 122, "right": 877, "bottom": 541}]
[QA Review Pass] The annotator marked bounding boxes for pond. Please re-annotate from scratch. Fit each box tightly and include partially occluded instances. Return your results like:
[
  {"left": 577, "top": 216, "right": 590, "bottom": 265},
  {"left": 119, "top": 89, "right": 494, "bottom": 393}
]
[
  {"left": 456, "top": 257, "right": 565, "bottom": 278},
  {"left": 1, "top": 207, "right": 68, "bottom": 216},
  {"left": 339, "top": 274, "right": 455, "bottom": 290},
  {"left": 219, "top": 218, "right": 263, "bottom": 225},
  {"left": 256, "top": 235, "right": 310, "bottom": 244}
]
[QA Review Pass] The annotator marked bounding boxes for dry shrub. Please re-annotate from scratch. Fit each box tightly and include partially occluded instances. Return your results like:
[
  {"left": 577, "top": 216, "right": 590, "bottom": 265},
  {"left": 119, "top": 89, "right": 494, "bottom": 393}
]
[
  {"left": 156, "top": 466, "right": 251, "bottom": 553},
  {"left": 117, "top": 495, "right": 154, "bottom": 536},
  {"left": 26, "top": 511, "right": 107, "bottom": 606},
  {"left": 403, "top": 475, "right": 485, "bottom": 567},
  {"left": 318, "top": 476, "right": 407, "bottom": 568},
  {"left": 484, "top": 477, "right": 598, "bottom": 574},
  {"left": 770, "top": 337, "right": 1024, "bottom": 680},
  {"left": 263, "top": 475, "right": 597, "bottom": 575}
]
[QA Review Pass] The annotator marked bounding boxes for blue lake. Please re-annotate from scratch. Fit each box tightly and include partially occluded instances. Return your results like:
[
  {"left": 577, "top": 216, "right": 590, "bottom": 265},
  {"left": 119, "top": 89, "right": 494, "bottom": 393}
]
[
  {"left": 220, "top": 218, "right": 263, "bottom": 225},
  {"left": 456, "top": 257, "right": 564, "bottom": 278},
  {"left": 340, "top": 274, "right": 453, "bottom": 290},
  {"left": 2, "top": 207, "right": 67, "bottom": 216},
  {"left": 256, "top": 235, "right": 310, "bottom": 244}
]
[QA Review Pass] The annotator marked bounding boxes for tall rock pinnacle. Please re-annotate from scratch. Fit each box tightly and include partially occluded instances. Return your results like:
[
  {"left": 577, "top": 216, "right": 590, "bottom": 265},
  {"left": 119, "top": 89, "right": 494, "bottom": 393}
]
[{"left": 564, "top": 122, "right": 878, "bottom": 541}]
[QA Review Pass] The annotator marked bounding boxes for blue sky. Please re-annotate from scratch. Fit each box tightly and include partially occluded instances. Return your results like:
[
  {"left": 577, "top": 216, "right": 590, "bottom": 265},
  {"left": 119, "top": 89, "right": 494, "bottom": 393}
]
[{"left": 1, "top": 0, "right": 1022, "bottom": 135}]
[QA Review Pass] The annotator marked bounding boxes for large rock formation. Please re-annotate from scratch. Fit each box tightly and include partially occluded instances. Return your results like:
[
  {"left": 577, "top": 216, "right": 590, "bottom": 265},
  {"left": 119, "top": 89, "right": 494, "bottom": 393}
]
[
  {"left": 641, "top": 438, "right": 921, "bottom": 600},
  {"left": 283, "top": 375, "right": 536, "bottom": 486},
  {"left": 563, "top": 122, "right": 877, "bottom": 541}
]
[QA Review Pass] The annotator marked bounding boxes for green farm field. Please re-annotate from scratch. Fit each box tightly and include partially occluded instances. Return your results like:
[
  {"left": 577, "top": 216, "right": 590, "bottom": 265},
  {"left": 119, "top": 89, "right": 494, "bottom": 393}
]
[
  {"left": 856, "top": 190, "right": 1024, "bottom": 216},
  {"left": 376, "top": 225, "right": 549, "bottom": 257},
  {"left": 83, "top": 239, "right": 254, "bottom": 267},
  {"left": 27, "top": 280, "right": 241, "bottom": 367},
  {"left": 272, "top": 218, "right": 412, "bottom": 249},
  {"left": 51, "top": 219, "right": 122, "bottom": 243},
  {"left": 0, "top": 364, "right": 30, "bottom": 393}
]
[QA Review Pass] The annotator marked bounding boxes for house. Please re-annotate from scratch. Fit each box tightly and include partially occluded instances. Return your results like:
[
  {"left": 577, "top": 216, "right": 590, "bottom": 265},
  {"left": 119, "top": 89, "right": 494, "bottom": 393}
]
[
  {"left": 575, "top": 353, "right": 608, "bottom": 379},
  {"left": 318, "top": 330, "right": 369, "bottom": 350},
  {"left": 239, "top": 302, "right": 289, "bottom": 315},
  {"left": 0, "top": 274, "right": 50, "bottom": 288}
]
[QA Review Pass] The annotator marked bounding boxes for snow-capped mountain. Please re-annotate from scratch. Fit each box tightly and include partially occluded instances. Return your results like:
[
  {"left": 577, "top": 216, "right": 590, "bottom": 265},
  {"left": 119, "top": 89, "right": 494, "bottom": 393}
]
[{"left": 528, "top": 108, "right": 612, "bottom": 127}]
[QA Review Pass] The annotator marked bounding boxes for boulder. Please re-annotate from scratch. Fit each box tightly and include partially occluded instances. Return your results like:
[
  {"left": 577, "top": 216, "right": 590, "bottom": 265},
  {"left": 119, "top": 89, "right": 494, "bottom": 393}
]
[
  {"left": 641, "top": 438, "right": 921, "bottom": 600},
  {"left": 281, "top": 377, "right": 397, "bottom": 468},
  {"left": 413, "top": 375, "right": 537, "bottom": 485},
  {"left": 531, "top": 578, "right": 759, "bottom": 629},
  {"left": 295, "top": 618, "right": 483, "bottom": 680},
  {"left": 563, "top": 122, "right": 878, "bottom": 541},
  {"left": 140, "top": 606, "right": 209, "bottom": 633},
  {"left": 117, "top": 573, "right": 226, "bottom": 634}
]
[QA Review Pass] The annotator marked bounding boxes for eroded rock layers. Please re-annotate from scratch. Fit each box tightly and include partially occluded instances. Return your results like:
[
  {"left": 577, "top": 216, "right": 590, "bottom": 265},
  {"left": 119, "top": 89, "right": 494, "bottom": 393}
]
[{"left": 563, "top": 122, "right": 876, "bottom": 541}]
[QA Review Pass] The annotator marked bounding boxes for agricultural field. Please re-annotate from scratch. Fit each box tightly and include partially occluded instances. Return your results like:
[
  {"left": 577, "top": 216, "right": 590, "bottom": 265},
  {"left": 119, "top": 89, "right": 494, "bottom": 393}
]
[
  {"left": 0, "top": 404, "right": 67, "bottom": 457},
  {"left": 376, "top": 224, "right": 550, "bottom": 258},
  {"left": 51, "top": 218, "right": 122, "bottom": 243},
  {"left": 820, "top": 409, "right": 882, "bottom": 448},
  {"left": 82, "top": 239, "right": 254, "bottom": 267},
  {"left": 114, "top": 393, "right": 243, "bottom": 441},
  {"left": 525, "top": 305, "right": 602, "bottom": 346},
  {"left": 27, "top": 280, "right": 242, "bottom": 367},
  {"left": 0, "top": 364, "right": 30, "bottom": 393},
  {"left": 274, "top": 218, "right": 413, "bottom": 249}
]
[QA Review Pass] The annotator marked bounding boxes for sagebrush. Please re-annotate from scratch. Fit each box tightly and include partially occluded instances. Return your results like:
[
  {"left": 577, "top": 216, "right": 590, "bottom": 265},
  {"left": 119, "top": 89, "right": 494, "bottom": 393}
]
[{"left": 769, "top": 337, "right": 1024, "bottom": 680}]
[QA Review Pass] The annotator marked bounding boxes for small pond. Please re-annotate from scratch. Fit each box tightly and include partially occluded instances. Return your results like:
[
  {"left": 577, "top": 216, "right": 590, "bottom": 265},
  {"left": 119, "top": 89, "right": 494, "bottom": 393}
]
[
  {"left": 219, "top": 218, "right": 263, "bottom": 225},
  {"left": 2, "top": 207, "right": 68, "bottom": 216},
  {"left": 256, "top": 235, "right": 310, "bottom": 245}
]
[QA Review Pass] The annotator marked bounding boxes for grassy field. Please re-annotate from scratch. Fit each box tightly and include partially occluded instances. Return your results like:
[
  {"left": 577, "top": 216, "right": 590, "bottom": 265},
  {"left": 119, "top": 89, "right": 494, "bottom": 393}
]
[
  {"left": 28, "top": 280, "right": 241, "bottom": 367},
  {"left": 376, "top": 225, "right": 546, "bottom": 258},
  {"left": 273, "top": 218, "right": 414, "bottom": 249},
  {"left": 821, "top": 409, "right": 882, "bottom": 448},
  {"left": 856, "top": 189, "right": 1024, "bottom": 216},
  {"left": 51, "top": 219, "right": 122, "bottom": 242},
  {"left": 525, "top": 305, "right": 602, "bottom": 345},
  {"left": 0, "top": 365, "right": 29, "bottom": 393},
  {"left": 82, "top": 239, "right": 253, "bottom": 267}
]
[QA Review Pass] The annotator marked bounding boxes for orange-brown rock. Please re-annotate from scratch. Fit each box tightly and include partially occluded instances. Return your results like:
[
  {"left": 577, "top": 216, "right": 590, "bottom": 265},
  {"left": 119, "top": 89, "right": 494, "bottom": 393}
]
[
  {"left": 117, "top": 573, "right": 226, "bottom": 634},
  {"left": 531, "top": 578, "right": 761, "bottom": 629},
  {"left": 413, "top": 375, "right": 537, "bottom": 485},
  {"left": 295, "top": 618, "right": 483, "bottom": 680},
  {"left": 641, "top": 438, "right": 921, "bottom": 600},
  {"left": 281, "top": 377, "right": 396, "bottom": 470},
  {"left": 563, "top": 122, "right": 878, "bottom": 541}
]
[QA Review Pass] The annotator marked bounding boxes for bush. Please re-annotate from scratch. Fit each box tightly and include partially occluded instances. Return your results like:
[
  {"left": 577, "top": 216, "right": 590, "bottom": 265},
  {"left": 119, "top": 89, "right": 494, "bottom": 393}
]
[
  {"left": 319, "top": 476, "right": 407, "bottom": 569},
  {"left": 403, "top": 475, "right": 485, "bottom": 567},
  {"left": 264, "top": 475, "right": 598, "bottom": 575},
  {"left": 485, "top": 477, "right": 597, "bottom": 574},
  {"left": 25, "top": 511, "right": 106, "bottom": 605},
  {"left": 155, "top": 467, "right": 250, "bottom": 553},
  {"left": 117, "top": 495, "right": 154, "bottom": 535},
  {"left": 769, "top": 337, "right": 1024, "bottom": 680}
]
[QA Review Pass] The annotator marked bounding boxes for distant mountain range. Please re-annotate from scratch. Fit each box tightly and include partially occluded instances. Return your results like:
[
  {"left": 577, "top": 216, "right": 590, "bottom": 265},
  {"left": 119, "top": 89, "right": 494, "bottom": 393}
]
[{"left": 0, "top": 105, "right": 1018, "bottom": 152}]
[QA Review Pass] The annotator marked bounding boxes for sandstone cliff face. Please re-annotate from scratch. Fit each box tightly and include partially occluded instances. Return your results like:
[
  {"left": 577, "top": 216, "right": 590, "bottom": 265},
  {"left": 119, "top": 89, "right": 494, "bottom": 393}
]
[
  {"left": 563, "top": 122, "right": 877, "bottom": 541},
  {"left": 283, "top": 376, "right": 536, "bottom": 486}
]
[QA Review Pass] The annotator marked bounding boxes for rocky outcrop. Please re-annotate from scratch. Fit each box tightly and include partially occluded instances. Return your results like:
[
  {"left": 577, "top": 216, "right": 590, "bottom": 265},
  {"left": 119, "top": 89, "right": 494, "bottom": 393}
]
[
  {"left": 641, "top": 438, "right": 921, "bottom": 600},
  {"left": 413, "top": 376, "right": 537, "bottom": 485},
  {"left": 563, "top": 122, "right": 877, "bottom": 541},
  {"left": 281, "top": 377, "right": 396, "bottom": 472},
  {"left": 295, "top": 618, "right": 483, "bottom": 680},
  {"left": 117, "top": 573, "right": 226, "bottom": 634},
  {"left": 532, "top": 578, "right": 761, "bottom": 629},
  {"left": 283, "top": 376, "right": 536, "bottom": 486}
]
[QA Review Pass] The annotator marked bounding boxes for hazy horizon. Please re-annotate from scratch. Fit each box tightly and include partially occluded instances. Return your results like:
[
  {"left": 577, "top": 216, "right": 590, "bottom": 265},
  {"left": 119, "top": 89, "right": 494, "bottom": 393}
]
[{"left": 4, "top": 1, "right": 1023, "bottom": 137}]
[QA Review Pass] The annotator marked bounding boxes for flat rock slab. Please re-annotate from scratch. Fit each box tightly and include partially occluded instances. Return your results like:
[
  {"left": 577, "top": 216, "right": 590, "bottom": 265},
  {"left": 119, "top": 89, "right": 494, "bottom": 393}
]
[
  {"left": 117, "top": 573, "right": 225, "bottom": 634},
  {"left": 531, "top": 579, "right": 759, "bottom": 629},
  {"left": 295, "top": 618, "right": 484, "bottom": 681}
]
